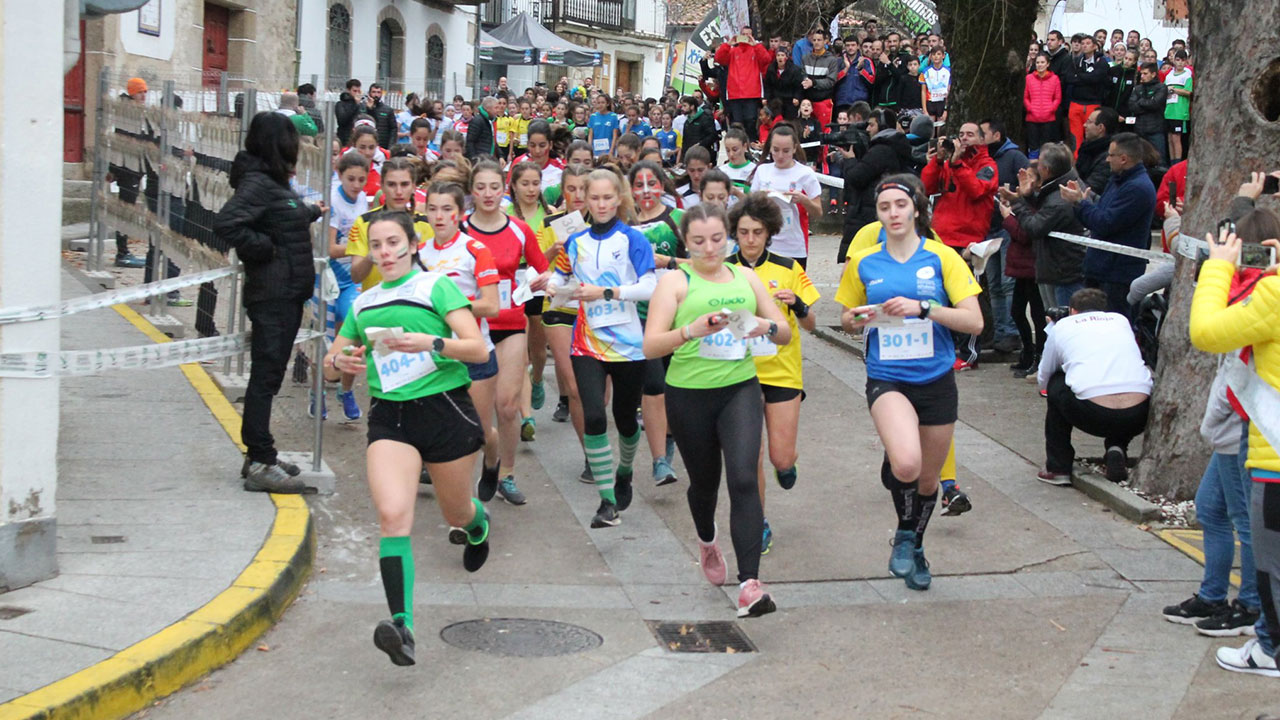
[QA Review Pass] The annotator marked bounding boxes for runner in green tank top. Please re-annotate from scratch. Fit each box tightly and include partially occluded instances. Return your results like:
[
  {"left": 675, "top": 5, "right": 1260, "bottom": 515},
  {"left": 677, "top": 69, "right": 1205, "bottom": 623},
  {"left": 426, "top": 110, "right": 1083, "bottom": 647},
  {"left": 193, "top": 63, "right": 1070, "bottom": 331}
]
[
  {"left": 643, "top": 203, "right": 791, "bottom": 619},
  {"left": 323, "top": 211, "right": 494, "bottom": 667},
  {"left": 630, "top": 160, "right": 686, "bottom": 487}
]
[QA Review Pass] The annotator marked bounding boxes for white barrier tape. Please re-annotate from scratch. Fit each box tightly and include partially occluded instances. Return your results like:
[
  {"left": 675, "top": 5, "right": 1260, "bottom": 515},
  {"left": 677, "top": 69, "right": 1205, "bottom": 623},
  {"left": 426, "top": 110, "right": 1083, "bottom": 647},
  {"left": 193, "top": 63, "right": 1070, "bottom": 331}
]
[
  {"left": 816, "top": 172, "right": 844, "bottom": 190},
  {"left": 1050, "top": 231, "right": 1171, "bottom": 264},
  {"left": 1175, "top": 232, "right": 1210, "bottom": 261},
  {"left": 0, "top": 267, "right": 238, "bottom": 325},
  {"left": 1225, "top": 356, "right": 1280, "bottom": 458},
  {"left": 0, "top": 329, "right": 322, "bottom": 378}
]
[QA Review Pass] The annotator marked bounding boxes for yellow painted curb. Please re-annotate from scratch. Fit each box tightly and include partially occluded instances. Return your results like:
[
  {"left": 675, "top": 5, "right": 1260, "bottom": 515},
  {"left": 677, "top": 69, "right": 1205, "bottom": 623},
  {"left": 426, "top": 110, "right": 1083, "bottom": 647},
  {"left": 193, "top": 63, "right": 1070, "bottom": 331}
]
[{"left": 0, "top": 305, "right": 314, "bottom": 720}]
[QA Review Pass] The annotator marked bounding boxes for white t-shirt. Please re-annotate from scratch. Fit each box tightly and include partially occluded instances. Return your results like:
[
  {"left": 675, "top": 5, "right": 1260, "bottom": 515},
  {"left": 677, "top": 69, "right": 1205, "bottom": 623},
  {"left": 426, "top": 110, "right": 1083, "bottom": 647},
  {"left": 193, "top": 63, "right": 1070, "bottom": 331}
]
[
  {"left": 722, "top": 160, "right": 757, "bottom": 189},
  {"left": 749, "top": 162, "right": 822, "bottom": 259},
  {"left": 328, "top": 185, "right": 369, "bottom": 286},
  {"left": 1036, "top": 311, "right": 1153, "bottom": 399},
  {"left": 921, "top": 65, "right": 951, "bottom": 103},
  {"left": 672, "top": 114, "right": 688, "bottom": 135}
]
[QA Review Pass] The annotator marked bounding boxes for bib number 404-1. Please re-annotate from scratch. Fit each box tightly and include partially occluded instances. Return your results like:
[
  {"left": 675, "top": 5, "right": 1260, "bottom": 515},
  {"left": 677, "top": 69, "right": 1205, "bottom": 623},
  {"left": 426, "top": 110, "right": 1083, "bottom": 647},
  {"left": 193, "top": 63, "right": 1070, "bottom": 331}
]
[{"left": 373, "top": 349, "right": 438, "bottom": 392}]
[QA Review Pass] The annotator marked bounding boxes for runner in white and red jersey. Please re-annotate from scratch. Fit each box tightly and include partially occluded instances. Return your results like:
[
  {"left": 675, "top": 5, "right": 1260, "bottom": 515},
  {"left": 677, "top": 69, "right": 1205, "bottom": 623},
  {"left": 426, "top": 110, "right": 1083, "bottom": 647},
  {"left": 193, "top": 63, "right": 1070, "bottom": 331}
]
[
  {"left": 464, "top": 159, "right": 551, "bottom": 505},
  {"left": 419, "top": 180, "right": 502, "bottom": 503},
  {"left": 507, "top": 120, "right": 564, "bottom": 200}
]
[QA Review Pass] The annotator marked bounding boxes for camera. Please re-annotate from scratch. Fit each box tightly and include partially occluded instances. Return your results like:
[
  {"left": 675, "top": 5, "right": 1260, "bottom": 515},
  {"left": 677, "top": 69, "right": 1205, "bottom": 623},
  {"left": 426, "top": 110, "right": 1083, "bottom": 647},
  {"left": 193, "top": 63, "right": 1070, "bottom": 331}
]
[
  {"left": 821, "top": 121, "right": 869, "bottom": 159},
  {"left": 1045, "top": 306, "right": 1070, "bottom": 323},
  {"left": 936, "top": 137, "right": 956, "bottom": 155}
]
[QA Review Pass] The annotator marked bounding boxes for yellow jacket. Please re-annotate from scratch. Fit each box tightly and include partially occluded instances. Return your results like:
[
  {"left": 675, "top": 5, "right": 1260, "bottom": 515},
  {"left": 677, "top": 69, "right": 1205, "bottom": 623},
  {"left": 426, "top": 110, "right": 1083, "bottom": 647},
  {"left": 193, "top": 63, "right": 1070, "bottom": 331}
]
[{"left": 1189, "top": 259, "right": 1280, "bottom": 474}]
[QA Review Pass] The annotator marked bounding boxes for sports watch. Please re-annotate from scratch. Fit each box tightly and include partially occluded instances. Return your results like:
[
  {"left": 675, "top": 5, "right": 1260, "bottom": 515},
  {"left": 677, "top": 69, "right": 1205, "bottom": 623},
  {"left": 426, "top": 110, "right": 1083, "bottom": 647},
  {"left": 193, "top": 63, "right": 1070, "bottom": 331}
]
[
  {"left": 603, "top": 288, "right": 615, "bottom": 301},
  {"left": 432, "top": 336, "right": 446, "bottom": 353},
  {"left": 918, "top": 300, "right": 933, "bottom": 319}
]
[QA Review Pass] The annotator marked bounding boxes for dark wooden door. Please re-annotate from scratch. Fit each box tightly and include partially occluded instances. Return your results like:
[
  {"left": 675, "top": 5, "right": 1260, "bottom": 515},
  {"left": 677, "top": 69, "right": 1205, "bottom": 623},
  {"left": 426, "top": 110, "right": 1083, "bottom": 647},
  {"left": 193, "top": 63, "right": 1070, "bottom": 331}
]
[
  {"left": 203, "top": 3, "right": 230, "bottom": 87},
  {"left": 64, "top": 20, "right": 86, "bottom": 162},
  {"left": 615, "top": 60, "right": 631, "bottom": 95}
]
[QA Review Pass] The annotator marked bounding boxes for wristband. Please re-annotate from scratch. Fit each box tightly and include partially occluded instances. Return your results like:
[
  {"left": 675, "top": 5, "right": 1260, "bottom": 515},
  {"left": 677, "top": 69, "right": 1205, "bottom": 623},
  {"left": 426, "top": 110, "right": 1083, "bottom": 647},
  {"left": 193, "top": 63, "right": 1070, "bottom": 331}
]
[
  {"left": 681, "top": 325, "right": 691, "bottom": 341},
  {"left": 789, "top": 297, "right": 810, "bottom": 319},
  {"left": 667, "top": 257, "right": 678, "bottom": 270}
]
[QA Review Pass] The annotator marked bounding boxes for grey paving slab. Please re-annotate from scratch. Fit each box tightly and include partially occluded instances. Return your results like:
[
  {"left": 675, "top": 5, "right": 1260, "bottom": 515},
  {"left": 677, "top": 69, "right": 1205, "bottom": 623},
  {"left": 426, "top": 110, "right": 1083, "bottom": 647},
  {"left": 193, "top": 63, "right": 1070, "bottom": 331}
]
[
  {"left": 623, "top": 583, "right": 738, "bottom": 621},
  {"left": 503, "top": 647, "right": 753, "bottom": 720},
  {"left": 866, "top": 572, "right": 1035, "bottom": 604},
  {"left": 310, "top": 578, "right": 478, "bottom": 607},
  {"left": 1012, "top": 569, "right": 1137, "bottom": 598},
  {"left": 32, "top": 572, "right": 225, "bottom": 611},
  {"left": 471, "top": 583, "right": 633, "bottom": 610},
  {"left": 760, "top": 580, "right": 884, "bottom": 608},
  {"left": 0, "top": 631, "right": 114, "bottom": 694},
  {"left": 0, "top": 585, "right": 198, "bottom": 651},
  {"left": 1094, "top": 547, "right": 1208, "bottom": 583},
  {"left": 54, "top": 548, "right": 264, "bottom": 581}
]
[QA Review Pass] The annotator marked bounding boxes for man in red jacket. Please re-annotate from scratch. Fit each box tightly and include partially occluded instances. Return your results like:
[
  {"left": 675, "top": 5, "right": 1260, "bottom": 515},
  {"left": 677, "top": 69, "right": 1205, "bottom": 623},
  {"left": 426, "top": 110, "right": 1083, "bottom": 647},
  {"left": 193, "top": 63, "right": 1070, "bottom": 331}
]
[
  {"left": 922, "top": 121, "right": 999, "bottom": 369},
  {"left": 715, "top": 27, "right": 772, "bottom": 143}
]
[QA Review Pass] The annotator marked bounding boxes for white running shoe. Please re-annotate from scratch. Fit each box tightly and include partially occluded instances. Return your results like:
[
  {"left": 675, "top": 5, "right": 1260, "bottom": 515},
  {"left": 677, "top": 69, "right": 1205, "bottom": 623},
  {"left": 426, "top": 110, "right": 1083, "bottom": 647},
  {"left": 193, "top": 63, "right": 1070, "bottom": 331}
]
[{"left": 1216, "top": 638, "right": 1280, "bottom": 677}]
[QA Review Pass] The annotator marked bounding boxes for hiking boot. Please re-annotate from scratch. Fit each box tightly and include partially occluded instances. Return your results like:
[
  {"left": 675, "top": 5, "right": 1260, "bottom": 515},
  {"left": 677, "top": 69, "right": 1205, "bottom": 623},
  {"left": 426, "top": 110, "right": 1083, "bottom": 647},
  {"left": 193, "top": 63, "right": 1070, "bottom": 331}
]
[{"left": 243, "top": 461, "right": 314, "bottom": 494}]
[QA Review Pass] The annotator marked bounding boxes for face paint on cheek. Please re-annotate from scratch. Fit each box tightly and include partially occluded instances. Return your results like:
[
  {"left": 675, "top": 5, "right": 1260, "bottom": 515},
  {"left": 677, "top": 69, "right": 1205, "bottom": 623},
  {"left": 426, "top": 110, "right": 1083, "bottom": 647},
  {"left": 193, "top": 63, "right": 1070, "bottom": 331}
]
[{"left": 396, "top": 244, "right": 412, "bottom": 259}]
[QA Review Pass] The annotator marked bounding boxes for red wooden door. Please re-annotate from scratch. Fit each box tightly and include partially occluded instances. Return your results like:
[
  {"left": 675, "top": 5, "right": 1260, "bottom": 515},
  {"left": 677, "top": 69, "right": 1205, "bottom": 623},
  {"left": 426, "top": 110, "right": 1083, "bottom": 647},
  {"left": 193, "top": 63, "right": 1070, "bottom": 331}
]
[
  {"left": 63, "top": 20, "right": 86, "bottom": 162},
  {"left": 202, "top": 4, "right": 230, "bottom": 87}
]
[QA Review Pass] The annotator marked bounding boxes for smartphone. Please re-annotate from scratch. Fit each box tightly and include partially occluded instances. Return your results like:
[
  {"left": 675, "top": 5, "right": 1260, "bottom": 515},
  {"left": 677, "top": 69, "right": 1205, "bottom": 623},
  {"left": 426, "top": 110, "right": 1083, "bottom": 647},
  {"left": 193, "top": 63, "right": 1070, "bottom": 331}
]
[
  {"left": 735, "top": 34, "right": 750, "bottom": 44},
  {"left": 1166, "top": 179, "right": 1178, "bottom": 203},
  {"left": 1218, "top": 218, "right": 1237, "bottom": 238},
  {"left": 1264, "top": 175, "right": 1280, "bottom": 195},
  {"left": 1239, "top": 243, "right": 1277, "bottom": 269}
]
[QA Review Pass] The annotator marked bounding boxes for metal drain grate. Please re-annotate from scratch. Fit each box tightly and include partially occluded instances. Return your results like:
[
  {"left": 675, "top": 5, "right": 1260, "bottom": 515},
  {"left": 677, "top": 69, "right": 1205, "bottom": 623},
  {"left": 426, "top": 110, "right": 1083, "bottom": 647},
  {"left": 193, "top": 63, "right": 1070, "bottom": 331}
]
[
  {"left": 648, "top": 620, "right": 756, "bottom": 653},
  {"left": 439, "top": 618, "right": 603, "bottom": 657},
  {"left": 0, "top": 606, "right": 33, "bottom": 620},
  {"left": 90, "top": 535, "right": 126, "bottom": 544}
]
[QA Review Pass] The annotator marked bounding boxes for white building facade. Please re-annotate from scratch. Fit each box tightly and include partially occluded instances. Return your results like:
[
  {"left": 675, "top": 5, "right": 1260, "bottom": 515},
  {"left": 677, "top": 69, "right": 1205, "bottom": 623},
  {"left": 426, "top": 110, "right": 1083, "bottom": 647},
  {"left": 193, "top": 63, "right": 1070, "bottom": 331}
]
[{"left": 298, "top": 0, "right": 479, "bottom": 100}]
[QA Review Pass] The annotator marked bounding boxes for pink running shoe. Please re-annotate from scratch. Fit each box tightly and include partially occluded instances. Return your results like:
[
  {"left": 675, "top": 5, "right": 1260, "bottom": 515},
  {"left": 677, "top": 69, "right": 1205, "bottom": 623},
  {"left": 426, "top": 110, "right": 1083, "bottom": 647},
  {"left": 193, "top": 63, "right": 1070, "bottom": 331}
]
[
  {"left": 737, "top": 579, "right": 777, "bottom": 618},
  {"left": 699, "top": 537, "right": 727, "bottom": 586}
]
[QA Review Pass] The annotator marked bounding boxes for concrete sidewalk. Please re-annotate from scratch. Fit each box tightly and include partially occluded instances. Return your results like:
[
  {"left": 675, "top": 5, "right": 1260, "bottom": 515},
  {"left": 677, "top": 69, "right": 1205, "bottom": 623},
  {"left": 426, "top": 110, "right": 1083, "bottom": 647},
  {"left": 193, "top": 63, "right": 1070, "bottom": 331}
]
[{"left": 0, "top": 270, "right": 312, "bottom": 719}]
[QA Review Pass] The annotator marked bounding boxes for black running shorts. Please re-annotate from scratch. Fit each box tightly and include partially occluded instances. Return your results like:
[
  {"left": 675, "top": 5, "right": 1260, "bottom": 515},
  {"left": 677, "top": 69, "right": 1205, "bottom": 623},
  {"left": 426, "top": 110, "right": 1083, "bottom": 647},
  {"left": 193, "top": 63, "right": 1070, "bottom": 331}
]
[
  {"left": 367, "top": 388, "right": 485, "bottom": 464},
  {"left": 865, "top": 370, "right": 958, "bottom": 426}
]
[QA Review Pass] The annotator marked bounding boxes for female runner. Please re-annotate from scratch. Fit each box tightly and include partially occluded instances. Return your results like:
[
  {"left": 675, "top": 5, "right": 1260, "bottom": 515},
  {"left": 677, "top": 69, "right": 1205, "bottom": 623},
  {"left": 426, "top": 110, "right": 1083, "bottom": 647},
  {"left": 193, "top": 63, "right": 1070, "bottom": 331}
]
[
  {"left": 629, "top": 160, "right": 685, "bottom": 486},
  {"left": 749, "top": 124, "right": 823, "bottom": 268},
  {"left": 323, "top": 211, "right": 491, "bottom": 666},
  {"left": 462, "top": 160, "right": 549, "bottom": 505},
  {"left": 835, "top": 176, "right": 983, "bottom": 591},
  {"left": 548, "top": 169, "right": 656, "bottom": 527},
  {"left": 416, "top": 181, "right": 503, "bottom": 501},
  {"left": 728, "top": 193, "right": 820, "bottom": 554},
  {"left": 541, "top": 163, "right": 592, "bottom": 477},
  {"left": 643, "top": 203, "right": 791, "bottom": 617}
]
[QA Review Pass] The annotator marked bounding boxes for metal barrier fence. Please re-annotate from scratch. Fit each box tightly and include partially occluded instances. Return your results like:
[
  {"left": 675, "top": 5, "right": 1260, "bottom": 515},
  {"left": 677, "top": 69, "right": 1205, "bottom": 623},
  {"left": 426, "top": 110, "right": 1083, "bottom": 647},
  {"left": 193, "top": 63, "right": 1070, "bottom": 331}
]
[{"left": 26, "top": 69, "right": 339, "bottom": 473}]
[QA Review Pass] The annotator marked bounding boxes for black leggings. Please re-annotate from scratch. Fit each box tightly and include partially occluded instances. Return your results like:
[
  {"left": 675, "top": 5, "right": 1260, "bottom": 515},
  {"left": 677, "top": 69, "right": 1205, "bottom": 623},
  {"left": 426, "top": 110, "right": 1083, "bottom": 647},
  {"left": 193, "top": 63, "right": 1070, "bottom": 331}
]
[
  {"left": 666, "top": 379, "right": 765, "bottom": 583},
  {"left": 1011, "top": 277, "right": 1047, "bottom": 360},
  {"left": 571, "top": 355, "right": 645, "bottom": 437}
]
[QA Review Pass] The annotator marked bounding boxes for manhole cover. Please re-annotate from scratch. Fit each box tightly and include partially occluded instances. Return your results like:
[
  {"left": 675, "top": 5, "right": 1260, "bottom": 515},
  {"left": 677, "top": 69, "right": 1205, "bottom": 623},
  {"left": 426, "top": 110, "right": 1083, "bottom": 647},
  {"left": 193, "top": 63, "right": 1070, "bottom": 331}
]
[
  {"left": 648, "top": 621, "right": 756, "bottom": 654},
  {"left": 439, "top": 618, "right": 602, "bottom": 657},
  {"left": 0, "top": 606, "right": 33, "bottom": 620}
]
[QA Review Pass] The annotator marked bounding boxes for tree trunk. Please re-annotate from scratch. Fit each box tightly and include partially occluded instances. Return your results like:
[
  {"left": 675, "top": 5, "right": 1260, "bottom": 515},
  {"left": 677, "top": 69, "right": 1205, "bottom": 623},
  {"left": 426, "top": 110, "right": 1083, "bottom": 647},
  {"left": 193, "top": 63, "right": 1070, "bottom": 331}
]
[
  {"left": 937, "top": 0, "right": 1039, "bottom": 137},
  {"left": 1131, "top": 0, "right": 1280, "bottom": 500},
  {"left": 753, "top": 0, "right": 841, "bottom": 49}
]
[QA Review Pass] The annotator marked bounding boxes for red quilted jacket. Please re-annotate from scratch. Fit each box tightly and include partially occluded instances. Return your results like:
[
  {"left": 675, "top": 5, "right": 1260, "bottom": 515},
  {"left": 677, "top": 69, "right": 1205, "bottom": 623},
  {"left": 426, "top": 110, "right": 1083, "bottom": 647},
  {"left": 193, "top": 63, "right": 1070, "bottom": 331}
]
[{"left": 1023, "top": 71, "right": 1062, "bottom": 123}]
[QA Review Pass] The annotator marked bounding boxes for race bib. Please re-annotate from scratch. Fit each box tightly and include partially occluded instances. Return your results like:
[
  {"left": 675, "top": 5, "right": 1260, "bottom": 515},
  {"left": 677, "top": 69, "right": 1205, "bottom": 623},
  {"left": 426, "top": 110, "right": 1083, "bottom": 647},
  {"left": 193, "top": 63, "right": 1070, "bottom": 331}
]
[
  {"left": 746, "top": 334, "right": 778, "bottom": 357},
  {"left": 584, "top": 298, "right": 633, "bottom": 329},
  {"left": 498, "top": 279, "right": 513, "bottom": 310},
  {"left": 877, "top": 319, "right": 934, "bottom": 361},
  {"left": 519, "top": 133, "right": 528, "bottom": 147},
  {"left": 373, "top": 349, "right": 438, "bottom": 393},
  {"left": 698, "top": 329, "right": 746, "bottom": 360},
  {"left": 593, "top": 137, "right": 610, "bottom": 153},
  {"left": 497, "top": 131, "right": 509, "bottom": 144}
]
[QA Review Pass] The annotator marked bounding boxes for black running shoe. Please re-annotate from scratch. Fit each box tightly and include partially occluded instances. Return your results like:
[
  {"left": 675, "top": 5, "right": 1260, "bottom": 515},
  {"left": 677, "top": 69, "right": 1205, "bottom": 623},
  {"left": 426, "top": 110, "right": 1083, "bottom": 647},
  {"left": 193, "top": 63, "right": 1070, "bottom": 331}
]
[
  {"left": 450, "top": 509, "right": 489, "bottom": 546},
  {"left": 940, "top": 487, "right": 972, "bottom": 516},
  {"left": 552, "top": 399, "right": 569, "bottom": 423},
  {"left": 373, "top": 618, "right": 415, "bottom": 666},
  {"left": 1104, "top": 446, "right": 1129, "bottom": 483},
  {"left": 419, "top": 466, "right": 432, "bottom": 485},
  {"left": 1195, "top": 599, "right": 1261, "bottom": 637},
  {"left": 463, "top": 538, "right": 490, "bottom": 572},
  {"left": 1162, "top": 594, "right": 1227, "bottom": 625},
  {"left": 478, "top": 460, "right": 500, "bottom": 501},
  {"left": 615, "top": 470, "right": 634, "bottom": 511},
  {"left": 579, "top": 459, "right": 594, "bottom": 484},
  {"left": 591, "top": 499, "right": 620, "bottom": 528}
]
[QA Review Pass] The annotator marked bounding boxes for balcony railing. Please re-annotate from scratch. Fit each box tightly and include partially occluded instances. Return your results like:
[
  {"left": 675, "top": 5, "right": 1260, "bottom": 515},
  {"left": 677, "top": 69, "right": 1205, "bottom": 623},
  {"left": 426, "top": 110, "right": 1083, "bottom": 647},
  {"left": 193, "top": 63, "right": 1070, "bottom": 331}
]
[{"left": 539, "top": 0, "right": 632, "bottom": 32}]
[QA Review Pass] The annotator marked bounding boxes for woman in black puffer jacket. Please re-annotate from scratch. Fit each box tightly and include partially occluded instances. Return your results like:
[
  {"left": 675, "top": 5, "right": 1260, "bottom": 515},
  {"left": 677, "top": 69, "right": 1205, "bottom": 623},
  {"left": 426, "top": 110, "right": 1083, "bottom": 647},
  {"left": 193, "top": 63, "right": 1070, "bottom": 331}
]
[{"left": 213, "top": 111, "right": 324, "bottom": 493}]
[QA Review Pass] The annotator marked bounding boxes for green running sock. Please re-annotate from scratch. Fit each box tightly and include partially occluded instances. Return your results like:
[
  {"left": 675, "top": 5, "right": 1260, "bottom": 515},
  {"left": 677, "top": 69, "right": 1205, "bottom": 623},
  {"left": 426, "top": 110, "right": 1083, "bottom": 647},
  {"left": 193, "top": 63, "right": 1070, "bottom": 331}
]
[
  {"left": 464, "top": 498, "right": 489, "bottom": 545},
  {"left": 584, "top": 433, "right": 616, "bottom": 504},
  {"left": 617, "top": 429, "right": 641, "bottom": 475},
  {"left": 378, "top": 536, "right": 414, "bottom": 631}
]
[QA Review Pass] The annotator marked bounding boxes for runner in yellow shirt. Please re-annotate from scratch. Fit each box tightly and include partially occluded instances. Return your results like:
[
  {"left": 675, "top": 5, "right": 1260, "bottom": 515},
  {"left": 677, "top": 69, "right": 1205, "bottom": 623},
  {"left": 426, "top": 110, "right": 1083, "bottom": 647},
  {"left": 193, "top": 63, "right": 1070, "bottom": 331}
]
[{"left": 729, "top": 193, "right": 821, "bottom": 554}]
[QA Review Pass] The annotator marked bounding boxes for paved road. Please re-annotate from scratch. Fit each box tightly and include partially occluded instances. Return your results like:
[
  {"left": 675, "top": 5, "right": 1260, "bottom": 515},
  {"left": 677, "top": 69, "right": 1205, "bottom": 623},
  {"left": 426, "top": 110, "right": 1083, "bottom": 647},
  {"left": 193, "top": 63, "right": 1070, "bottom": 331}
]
[{"left": 136, "top": 235, "right": 1278, "bottom": 720}]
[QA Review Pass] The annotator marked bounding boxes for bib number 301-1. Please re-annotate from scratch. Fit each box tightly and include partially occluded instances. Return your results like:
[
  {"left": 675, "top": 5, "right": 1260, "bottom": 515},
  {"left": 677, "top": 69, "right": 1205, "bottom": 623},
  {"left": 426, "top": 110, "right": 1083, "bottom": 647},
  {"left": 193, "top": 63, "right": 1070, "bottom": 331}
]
[
  {"left": 373, "top": 349, "right": 438, "bottom": 392},
  {"left": 877, "top": 319, "right": 934, "bottom": 361}
]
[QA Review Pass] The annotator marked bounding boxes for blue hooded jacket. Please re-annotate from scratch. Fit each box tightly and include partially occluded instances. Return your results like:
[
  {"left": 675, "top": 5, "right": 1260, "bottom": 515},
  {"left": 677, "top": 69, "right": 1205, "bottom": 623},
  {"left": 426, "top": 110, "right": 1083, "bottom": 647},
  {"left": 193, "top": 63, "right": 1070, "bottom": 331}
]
[{"left": 1076, "top": 163, "right": 1157, "bottom": 284}]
